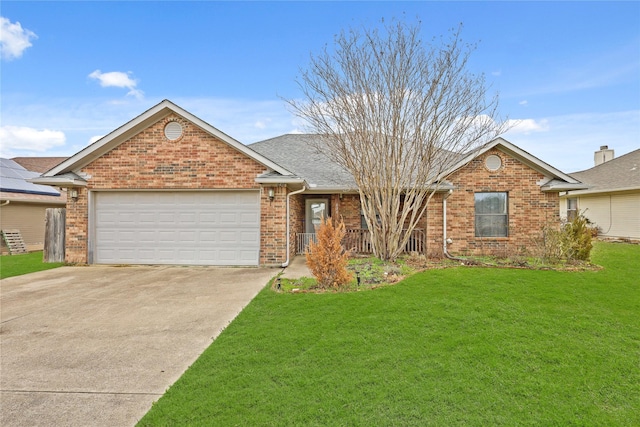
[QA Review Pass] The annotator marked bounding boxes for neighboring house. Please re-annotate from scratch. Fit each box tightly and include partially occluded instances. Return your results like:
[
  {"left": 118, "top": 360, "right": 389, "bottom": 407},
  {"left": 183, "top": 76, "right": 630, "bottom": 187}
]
[
  {"left": 12, "top": 157, "right": 69, "bottom": 174},
  {"left": 32, "top": 99, "right": 585, "bottom": 266},
  {"left": 1, "top": 158, "right": 66, "bottom": 254},
  {"left": 560, "top": 146, "right": 640, "bottom": 240}
]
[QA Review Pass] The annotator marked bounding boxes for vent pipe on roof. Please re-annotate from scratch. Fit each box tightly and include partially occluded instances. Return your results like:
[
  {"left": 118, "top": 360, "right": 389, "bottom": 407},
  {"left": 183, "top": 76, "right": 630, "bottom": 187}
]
[{"left": 594, "top": 146, "right": 614, "bottom": 166}]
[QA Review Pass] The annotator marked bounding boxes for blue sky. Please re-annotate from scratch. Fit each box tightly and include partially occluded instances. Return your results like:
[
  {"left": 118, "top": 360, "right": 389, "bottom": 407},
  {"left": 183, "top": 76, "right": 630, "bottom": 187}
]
[{"left": 1, "top": 1, "right": 638, "bottom": 173}]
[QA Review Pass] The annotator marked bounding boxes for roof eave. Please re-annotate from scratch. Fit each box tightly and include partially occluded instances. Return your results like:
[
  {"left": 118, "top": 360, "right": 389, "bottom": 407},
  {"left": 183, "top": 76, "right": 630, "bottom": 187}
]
[
  {"left": 562, "top": 186, "right": 640, "bottom": 196},
  {"left": 255, "top": 176, "right": 306, "bottom": 185},
  {"left": 541, "top": 183, "right": 590, "bottom": 192},
  {"left": 301, "top": 181, "right": 455, "bottom": 194},
  {"left": 29, "top": 176, "right": 88, "bottom": 188},
  {"left": 0, "top": 196, "right": 66, "bottom": 205}
]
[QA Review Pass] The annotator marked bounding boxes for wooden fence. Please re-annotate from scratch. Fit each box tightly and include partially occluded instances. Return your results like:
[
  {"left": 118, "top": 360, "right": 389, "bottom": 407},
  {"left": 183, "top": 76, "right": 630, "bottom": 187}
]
[{"left": 44, "top": 208, "right": 65, "bottom": 263}]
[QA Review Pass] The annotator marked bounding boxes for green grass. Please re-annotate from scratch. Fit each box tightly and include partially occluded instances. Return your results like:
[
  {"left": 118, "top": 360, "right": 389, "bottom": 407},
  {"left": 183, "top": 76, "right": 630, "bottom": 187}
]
[
  {"left": 0, "top": 251, "right": 64, "bottom": 279},
  {"left": 139, "top": 242, "right": 639, "bottom": 426}
]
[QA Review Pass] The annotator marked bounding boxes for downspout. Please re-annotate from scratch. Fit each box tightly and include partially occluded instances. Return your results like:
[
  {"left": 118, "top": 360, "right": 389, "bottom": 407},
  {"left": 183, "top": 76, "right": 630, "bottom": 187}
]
[
  {"left": 442, "top": 189, "right": 463, "bottom": 261},
  {"left": 281, "top": 185, "right": 306, "bottom": 268},
  {"left": 0, "top": 200, "right": 10, "bottom": 207}
]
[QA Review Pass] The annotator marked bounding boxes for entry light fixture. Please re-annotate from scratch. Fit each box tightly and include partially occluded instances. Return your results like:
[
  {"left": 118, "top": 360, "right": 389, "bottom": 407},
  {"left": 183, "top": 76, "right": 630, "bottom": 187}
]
[
  {"left": 268, "top": 188, "right": 275, "bottom": 201},
  {"left": 69, "top": 188, "right": 79, "bottom": 201}
]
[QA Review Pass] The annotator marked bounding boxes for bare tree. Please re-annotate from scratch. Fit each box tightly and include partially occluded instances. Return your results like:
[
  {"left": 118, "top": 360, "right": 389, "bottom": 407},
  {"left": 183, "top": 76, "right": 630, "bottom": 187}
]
[{"left": 289, "top": 20, "right": 506, "bottom": 261}]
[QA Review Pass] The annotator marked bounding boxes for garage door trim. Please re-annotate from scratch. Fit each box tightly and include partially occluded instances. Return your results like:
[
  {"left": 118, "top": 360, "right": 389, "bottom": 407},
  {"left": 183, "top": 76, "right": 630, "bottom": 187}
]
[{"left": 88, "top": 189, "right": 261, "bottom": 266}]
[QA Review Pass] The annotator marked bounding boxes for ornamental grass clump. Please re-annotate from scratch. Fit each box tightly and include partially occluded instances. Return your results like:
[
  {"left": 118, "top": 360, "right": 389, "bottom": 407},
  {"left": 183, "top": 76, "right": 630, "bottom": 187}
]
[{"left": 306, "top": 217, "right": 352, "bottom": 289}]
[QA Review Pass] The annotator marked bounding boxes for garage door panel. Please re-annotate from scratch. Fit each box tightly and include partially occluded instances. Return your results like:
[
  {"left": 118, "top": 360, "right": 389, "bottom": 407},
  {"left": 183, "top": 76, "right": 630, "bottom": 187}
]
[
  {"left": 95, "top": 191, "right": 260, "bottom": 266},
  {"left": 240, "top": 230, "right": 259, "bottom": 243}
]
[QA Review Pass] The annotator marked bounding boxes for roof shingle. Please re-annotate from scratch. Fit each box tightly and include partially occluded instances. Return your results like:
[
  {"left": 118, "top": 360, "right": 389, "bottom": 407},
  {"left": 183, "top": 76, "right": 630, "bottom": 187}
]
[{"left": 569, "top": 149, "right": 640, "bottom": 193}]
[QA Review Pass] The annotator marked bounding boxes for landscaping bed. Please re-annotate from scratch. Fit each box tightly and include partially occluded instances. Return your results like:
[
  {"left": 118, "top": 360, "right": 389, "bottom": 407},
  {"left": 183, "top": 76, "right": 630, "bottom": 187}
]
[{"left": 274, "top": 252, "right": 600, "bottom": 293}]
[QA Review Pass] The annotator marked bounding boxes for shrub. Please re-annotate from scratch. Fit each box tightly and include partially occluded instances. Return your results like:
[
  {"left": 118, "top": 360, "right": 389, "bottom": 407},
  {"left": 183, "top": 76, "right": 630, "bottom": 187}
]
[
  {"left": 560, "top": 214, "right": 594, "bottom": 261},
  {"left": 536, "top": 213, "right": 594, "bottom": 262},
  {"left": 306, "top": 217, "right": 352, "bottom": 289}
]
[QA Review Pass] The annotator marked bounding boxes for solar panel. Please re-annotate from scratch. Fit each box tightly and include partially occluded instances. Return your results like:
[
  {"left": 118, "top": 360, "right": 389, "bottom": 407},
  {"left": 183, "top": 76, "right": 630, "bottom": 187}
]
[{"left": 0, "top": 158, "right": 61, "bottom": 196}]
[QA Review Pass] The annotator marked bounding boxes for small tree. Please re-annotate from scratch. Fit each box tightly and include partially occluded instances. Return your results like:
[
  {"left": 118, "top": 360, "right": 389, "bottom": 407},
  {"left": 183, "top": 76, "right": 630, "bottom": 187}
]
[
  {"left": 306, "top": 217, "right": 352, "bottom": 289},
  {"left": 289, "top": 19, "right": 506, "bottom": 261}
]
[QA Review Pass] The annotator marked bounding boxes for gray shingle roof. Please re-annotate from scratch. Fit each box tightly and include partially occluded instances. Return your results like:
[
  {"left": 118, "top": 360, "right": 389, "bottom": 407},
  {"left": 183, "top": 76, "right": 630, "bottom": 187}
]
[
  {"left": 569, "top": 149, "right": 640, "bottom": 194},
  {"left": 250, "top": 134, "right": 584, "bottom": 192},
  {"left": 249, "top": 134, "right": 357, "bottom": 189}
]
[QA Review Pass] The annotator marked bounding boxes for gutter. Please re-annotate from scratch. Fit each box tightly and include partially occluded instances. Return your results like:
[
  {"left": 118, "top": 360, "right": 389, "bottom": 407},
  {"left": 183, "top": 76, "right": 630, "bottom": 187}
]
[
  {"left": 442, "top": 189, "right": 464, "bottom": 261},
  {"left": 281, "top": 185, "right": 306, "bottom": 268}
]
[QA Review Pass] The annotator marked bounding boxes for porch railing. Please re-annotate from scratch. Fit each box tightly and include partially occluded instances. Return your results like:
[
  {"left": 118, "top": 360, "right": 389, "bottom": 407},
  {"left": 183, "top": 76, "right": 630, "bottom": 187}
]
[{"left": 296, "top": 229, "right": 425, "bottom": 255}]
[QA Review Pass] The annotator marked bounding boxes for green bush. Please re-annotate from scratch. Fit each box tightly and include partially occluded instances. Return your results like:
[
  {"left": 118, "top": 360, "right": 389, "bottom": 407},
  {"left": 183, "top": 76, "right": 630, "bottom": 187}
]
[
  {"left": 561, "top": 214, "right": 594, "bottom": 261},
  {"left": 538, "top": 213, "right": 594, "bottom": 262}
]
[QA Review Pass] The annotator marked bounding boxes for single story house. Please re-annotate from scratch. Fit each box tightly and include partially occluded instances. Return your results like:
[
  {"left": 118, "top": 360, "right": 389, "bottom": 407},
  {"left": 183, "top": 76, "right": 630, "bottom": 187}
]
[
  {"left": 32, "top": 99, "right": 586, "bottom": 266},
  {"left": 560, "top": 146, "right": 639, "bottom": 240},
  {"left": 1, "top": 158, "right": 67, "bottom": 254}
]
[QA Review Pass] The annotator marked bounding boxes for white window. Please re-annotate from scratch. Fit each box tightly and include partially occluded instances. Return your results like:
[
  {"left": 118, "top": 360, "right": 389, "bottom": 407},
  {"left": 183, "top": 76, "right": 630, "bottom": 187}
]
[
  {"left": 475, "top": 192, "right": 508, "bottom": 237},
  {"left": 567, "top": 198, "right": 578, "bottom": 221}
]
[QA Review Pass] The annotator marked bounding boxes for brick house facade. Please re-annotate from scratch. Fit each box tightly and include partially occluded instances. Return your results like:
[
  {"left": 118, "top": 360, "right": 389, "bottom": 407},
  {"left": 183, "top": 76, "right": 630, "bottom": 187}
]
[{"left": 34, "top": 100, "right": 585, "bottom": 266}]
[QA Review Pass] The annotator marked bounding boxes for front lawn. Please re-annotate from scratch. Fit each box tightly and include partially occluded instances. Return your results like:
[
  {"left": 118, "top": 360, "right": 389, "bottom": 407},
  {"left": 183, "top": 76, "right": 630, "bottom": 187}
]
[
  {"left": 139, "top": 242, "right": 639, "bottom": 426},
  {"left": 0, "top": 251, "right": 64, "bottom": 279}
]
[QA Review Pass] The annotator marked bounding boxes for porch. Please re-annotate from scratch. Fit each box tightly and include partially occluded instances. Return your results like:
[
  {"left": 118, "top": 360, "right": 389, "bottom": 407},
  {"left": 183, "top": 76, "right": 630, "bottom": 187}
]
[{"left": 296, "top": 228, "right": 426, "bottom": 255}]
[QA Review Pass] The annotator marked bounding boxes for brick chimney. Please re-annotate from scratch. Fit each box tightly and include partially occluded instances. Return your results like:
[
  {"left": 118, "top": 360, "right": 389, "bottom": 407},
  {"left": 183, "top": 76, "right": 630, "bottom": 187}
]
[{"left": 594, "top": 145, "right": 614, "bottom": 166}]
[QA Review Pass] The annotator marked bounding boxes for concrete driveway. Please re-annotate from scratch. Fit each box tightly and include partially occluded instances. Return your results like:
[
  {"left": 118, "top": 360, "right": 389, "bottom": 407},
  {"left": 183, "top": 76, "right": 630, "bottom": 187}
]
[{"left": 0, "top": 265, "right": 277, "bottom": 426}]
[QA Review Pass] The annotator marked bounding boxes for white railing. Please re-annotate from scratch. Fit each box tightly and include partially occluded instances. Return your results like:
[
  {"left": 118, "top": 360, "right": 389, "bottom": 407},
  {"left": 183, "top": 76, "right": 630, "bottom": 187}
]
[
  {"left": 296, "top": 233, "right": 318, "bottom": 255},
  {"left": 296, "top": 229, "right": 425, "bottom": 255}
]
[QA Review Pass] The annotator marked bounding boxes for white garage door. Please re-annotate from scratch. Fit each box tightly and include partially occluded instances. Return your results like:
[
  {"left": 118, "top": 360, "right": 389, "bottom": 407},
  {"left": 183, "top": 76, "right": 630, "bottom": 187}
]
[{"left": 94, "top": 191, "right": 260, "bottom": 266}]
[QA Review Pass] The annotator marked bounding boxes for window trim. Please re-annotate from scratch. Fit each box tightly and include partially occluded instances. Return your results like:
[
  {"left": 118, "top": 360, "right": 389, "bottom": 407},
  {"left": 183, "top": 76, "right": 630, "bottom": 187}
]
[{"left": 474, "top": 192, "right": 509, "bottom": 238}]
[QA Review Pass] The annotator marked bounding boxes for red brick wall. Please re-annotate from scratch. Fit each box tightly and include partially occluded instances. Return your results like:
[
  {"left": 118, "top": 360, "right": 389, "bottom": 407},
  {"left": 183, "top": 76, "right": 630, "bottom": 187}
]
[
  {"left": 261, "top": 186, "right": 287, "bottom": 265},
  {"left": 443, "top": 148, "right": 559, "bottom": 257},
  {"left": 336, "top": 194, "right": 361, "bottom": 229},
  {"left": 289, "top": 192, "right": 305, "bottom": 259},
  {"left": 65, "top": 189, "right": 89, "bottom": 263},
  {"left": 65, "top": 113, "right": 287, "bottom": 265}
]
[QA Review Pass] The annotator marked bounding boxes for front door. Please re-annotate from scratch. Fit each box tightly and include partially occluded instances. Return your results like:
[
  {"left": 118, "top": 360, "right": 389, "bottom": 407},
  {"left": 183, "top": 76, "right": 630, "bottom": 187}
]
[{"left": 305, "top": 198, "right": 329, "bottom": 233}]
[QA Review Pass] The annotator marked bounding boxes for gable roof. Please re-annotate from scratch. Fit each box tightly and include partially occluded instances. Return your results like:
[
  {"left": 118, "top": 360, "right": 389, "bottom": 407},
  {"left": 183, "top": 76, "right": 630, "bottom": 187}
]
[
  {"left": 251, "top": 135, "right": 585, "bottom": 192},
  {"left": 449, "top": 137, "right": 586, "bottom": 192},
  {"left": 33, "top": 99, "right": 294, "bottom": 186},
  {"left": 567, "top": 148, "right": 640, "bottom": 195}
]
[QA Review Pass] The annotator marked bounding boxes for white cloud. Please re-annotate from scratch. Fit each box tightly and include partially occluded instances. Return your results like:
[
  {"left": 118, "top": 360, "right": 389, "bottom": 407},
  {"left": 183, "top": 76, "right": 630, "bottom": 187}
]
[
  {"left": 503, "top": 111, "right": 640, "bottom": 172},
  {"left": 89, "top": 135, "right": 104, "bottom": 144},
  {"left": 491, "top": 70, "right": 502, "bottom": 77},
  {"left": 0, "top": 126, "right": 65, "bottom": 157},
  {"left": 506, "top": 118, "right": 550, "bottom": 134},
  {"left": 519, "top": 100, "right": 528, "bottom": 106},
  {"left": 89, "top": 70, "right": 144, "bottom": 99},
  {"left": 0, "top": 16, "right": 37, "bottom": 61},
  {"left": 254, "top": 119, "right": 270, "bottom": 129}
]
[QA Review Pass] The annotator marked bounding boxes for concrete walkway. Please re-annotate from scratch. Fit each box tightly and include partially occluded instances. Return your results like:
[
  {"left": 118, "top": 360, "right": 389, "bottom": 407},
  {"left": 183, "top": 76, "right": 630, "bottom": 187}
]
[
  {"left": 0, "top": 265, "right": 277, "bottom": 427},
  {"left": 280, "top": 256, "right": 313, "bottom": 279}
]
